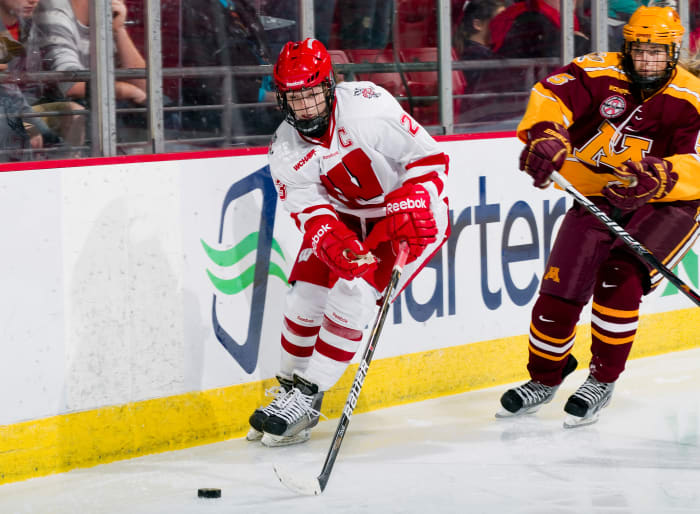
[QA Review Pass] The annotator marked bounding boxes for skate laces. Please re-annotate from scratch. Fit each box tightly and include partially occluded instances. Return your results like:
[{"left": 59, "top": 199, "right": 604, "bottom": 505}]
[
  {"left": 572, "top": 376, "right": 611, "bottom": 406},
  {"left": 516, "top": 381, "right": 554, "bottom": 407},
  {"left": 260, "top": 385, "right": 290, "bottom": 415},
  {"left": 274, "top": 388, "right": 324, "bottom": 424}
]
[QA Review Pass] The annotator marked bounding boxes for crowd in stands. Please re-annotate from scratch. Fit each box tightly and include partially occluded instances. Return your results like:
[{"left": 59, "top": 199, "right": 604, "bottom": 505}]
[{"left": 0, "top": 0, "right": 698, "bottom": 161}]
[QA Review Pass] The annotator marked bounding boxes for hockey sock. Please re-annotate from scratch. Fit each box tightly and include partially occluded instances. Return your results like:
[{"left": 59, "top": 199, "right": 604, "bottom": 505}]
[
  {"left": 527, "top": 293, "right": 584, "bottom": 386},
  {"left": 590, "top": 256, "right": 644, "bottom": 383},
  {"left": 302, "top": 315, "right": 364, "bottom": 391},
  {"left": 280, "top": 316, "right": 320, "bottom": 377}
]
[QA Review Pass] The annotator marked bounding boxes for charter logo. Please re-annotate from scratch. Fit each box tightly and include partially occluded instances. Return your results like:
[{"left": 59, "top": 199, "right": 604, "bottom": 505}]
[
  {"left": 202, "top": 166, "right": 289, "bottom": 373},
  {"left": 662, "top": 250, "right": 699, "bottom": 298}
]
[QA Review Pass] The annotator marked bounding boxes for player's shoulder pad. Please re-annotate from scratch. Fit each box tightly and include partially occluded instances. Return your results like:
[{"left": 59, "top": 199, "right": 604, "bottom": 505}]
[
  {"left": 336, "top": 81, "right": 395, "bottom": 109},
  {"left": 666, "top": 66, "right": 700, "bottom": 113},
  {"left": 571, "top": 52, "right": 625, "bottom": 78},
  {"left": 267, "top": 123, "right": 315, "bottom": 178}
]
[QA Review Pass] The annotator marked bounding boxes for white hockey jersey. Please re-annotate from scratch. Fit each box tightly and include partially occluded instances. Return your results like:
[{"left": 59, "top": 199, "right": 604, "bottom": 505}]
[{"left": 268, "top": 81, "right": 449, "bottom": 236}]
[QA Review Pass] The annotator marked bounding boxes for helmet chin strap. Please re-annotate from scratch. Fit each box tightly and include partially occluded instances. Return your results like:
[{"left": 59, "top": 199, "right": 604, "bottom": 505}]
[{"left": 293, "top": 115, "right": 330, "bottom": 138}]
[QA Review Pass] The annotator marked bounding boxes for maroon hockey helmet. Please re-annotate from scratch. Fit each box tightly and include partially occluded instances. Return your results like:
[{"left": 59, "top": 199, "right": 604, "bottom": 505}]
[{"left": 273, "top": 38, "right": 336, "bottom": 137}]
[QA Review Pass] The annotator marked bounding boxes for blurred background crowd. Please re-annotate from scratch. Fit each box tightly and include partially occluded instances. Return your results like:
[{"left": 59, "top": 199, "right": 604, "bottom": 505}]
[{"left": 0, "top": 0, "right": 698, "bottom": 161}]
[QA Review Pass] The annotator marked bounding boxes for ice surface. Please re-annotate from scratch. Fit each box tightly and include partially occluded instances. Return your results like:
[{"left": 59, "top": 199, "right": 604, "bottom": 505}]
[{"left": 1, "top": 348, "right": 700, "bottom": 513}]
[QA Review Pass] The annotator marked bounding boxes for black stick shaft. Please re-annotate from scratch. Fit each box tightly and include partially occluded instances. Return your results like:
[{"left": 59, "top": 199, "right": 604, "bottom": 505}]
[
  {"left": 316, "top": 242, "right": 411, "bottom": 492},
  {"left": 550, "top": 171, "right": 700, "bottom": 307}
]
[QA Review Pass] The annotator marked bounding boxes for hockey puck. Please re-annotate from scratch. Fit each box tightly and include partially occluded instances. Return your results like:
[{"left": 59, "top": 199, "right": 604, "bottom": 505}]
[{"left": 197, "top": 488, "right": 221, "bottom": 499}]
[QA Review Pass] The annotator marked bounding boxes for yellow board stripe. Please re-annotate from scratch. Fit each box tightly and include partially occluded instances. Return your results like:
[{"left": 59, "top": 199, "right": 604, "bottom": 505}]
[{"left": 0, "top": 308, "right": 697, "bottom": 485}]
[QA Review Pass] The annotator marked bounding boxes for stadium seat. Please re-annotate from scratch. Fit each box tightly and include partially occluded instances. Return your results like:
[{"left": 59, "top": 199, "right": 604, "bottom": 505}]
[
  {"left": 396, "top": 0, "right": 437, "bottom": 48},
  {"left": 125, "top": 0, "right": 182, "bottom": 103},
  {"left": 398, "top": 47, "right": 466, "bottom": 125},
  {"left": 345, "top": 49, "right": 406, "bottom": 97}
]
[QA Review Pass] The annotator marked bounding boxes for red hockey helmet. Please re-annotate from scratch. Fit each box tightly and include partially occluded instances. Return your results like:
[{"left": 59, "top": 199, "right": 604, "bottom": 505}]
[{"left": 274, "top": 38, "right": 336, "bottom": 137}]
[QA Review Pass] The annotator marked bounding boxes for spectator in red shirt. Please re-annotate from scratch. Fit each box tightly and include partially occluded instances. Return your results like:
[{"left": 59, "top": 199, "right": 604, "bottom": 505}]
[{"left": 490, "top": 0, "right": 589, "bottom": 58}]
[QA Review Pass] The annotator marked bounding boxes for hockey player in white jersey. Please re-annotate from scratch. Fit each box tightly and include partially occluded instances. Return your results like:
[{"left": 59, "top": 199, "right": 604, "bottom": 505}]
[{"left": 247, "top": 38, "right": 451, "bottom": 447}]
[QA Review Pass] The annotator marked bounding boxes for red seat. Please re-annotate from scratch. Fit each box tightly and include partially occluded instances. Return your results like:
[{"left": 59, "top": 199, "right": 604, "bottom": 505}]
[
  {"left": 125, "top": 0, "right": 182, "bottom": 103},
  {"left": 396, "top": 0, "right": 437, "bottom": 48},
  {"left": 345, "top": 49, "right": 406, "bottom": 97},
  {"left": 328, "top": 50, "right": 352, "bottom": 83},
  {"left": 328, "top": 50, "right": 351, "bottom": 64},
  {"left": 398, "top": 47, "right": 466, "bottom": 125}
]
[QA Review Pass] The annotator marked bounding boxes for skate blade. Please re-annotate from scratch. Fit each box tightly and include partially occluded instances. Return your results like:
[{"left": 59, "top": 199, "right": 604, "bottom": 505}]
[
  {"left": 563, "top": 412, "right": 600, "bottom": 429},
  {"left": 246, "top": 427, "right": 263, "bottom": 441},
  {"left": 495, "top": 405, "right": 542, "bottom": 418},
  {"left": 261, "top": 429, "right": 311, "bottom": 447}
]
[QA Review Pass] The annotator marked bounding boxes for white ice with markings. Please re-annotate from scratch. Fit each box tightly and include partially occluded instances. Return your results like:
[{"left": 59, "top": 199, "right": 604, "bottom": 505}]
[{"left": 1, "top": 348, "right": 700, "bottom": 513}]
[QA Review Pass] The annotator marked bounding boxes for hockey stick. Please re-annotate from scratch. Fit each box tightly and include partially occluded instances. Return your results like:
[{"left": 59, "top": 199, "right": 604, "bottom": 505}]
[
  {"left": 550, "top": 171, "right": 700, "bottom": 307},
  {"left": 273, "top": 241, "right": 411, "bottom": 495}
]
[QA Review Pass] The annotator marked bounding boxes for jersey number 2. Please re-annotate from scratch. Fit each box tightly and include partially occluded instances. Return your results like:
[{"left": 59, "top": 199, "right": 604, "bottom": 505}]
[{"left": 321, "top": 148, "right": 384, "bottom": 208}]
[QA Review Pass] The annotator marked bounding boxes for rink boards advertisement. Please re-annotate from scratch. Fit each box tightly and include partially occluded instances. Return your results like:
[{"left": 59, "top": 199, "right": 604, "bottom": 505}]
[{"left": 0, "top": 135, "right": 698, "bottom": 483}]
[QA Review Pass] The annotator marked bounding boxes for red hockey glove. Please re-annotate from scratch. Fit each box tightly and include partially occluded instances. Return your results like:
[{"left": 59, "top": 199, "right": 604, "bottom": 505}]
[
  {"left": 372, "top": 183, "right": 438, "bottom": 263},
  {"left": 603, "top": 156, "right": 677, "bottom": 211},
  {"left": 305, "top": 215, "right": 377, "bottom": 280},
  {"left": 519, "top": 121, "right": 571, "bottom": 189}
]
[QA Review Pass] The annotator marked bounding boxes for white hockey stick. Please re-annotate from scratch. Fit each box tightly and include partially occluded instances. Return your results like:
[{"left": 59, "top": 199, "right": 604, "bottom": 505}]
[
  {"left": 550, "top": 171, "right": 700, "bottom": 307},
  {"left": 274, "top": 241, "right": 411, "bottom": 495}
]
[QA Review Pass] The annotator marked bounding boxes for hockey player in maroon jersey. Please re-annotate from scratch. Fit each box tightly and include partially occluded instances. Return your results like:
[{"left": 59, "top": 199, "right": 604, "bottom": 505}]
[
  {"left": 497, "top": 5, "right": 700, "bottom": 427},
  {"left": 247, "top": 39, "right": 450, "bottom": 446}
]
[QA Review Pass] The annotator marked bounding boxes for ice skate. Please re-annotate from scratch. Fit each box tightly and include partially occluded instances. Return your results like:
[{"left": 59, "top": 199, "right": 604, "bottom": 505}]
[
  {"left": 246, "top": 375, "right": 294, "bottom": 441},
  {"left": 496, "top": 354, "right": 578, "bottom": 417},
  {"left": 261, "top": 374, "right": 325, "bottom": 447},
  {"left": 563, "top": 374, "right": 614, "bottom": 428}
]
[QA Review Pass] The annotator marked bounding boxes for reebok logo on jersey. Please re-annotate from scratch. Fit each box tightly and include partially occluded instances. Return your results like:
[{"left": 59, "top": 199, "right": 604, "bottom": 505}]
[
  {"left": 294, "top": 148, "right": 317, "bottom": 171},
  {"left": 609, "top": 85, "right": 630, "bottom": 95},
  {"left": 386, "top": 198, "right": 427, "bottom": 214},
  {"left": 310, "top": 223, "right": 332, "bottom": 251}
]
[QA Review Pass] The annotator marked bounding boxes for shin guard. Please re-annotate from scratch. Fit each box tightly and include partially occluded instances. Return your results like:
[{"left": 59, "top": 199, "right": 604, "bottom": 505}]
[
  {"left": 304, "top": 315, "right": 364, "bottom": 391},
  {"left": 528, "top": 294, "right": 584, "bottom": 386},
  {"left": 590, "top": 256, "right": 644, "bottom": 383}
]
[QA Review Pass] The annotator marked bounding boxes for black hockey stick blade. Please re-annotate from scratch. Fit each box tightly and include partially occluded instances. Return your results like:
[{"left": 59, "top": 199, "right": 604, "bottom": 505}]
[
  {"left": 274, "top": 242, "right": 411, "bottom": 496},
  {"left": 550, "top": 171, "right": 700, "bottom": 307}
]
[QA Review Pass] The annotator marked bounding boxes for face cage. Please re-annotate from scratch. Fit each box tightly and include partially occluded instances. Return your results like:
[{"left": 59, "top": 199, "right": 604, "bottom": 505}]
[
  {"left": 277, "top": 79, "right": 336, "bottom": 137},
  {"left": 621, "top": 41, "right": 679, "bottom": 91}
]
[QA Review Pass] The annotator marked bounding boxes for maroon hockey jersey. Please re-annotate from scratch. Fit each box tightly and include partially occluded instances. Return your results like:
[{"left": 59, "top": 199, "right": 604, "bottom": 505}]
[{"left": 518, "top": 52, "right": 700, "bottom": 202}]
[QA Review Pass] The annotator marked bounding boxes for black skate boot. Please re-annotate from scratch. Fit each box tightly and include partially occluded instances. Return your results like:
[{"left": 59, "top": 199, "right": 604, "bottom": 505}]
[
  {"left": 246, "top": 374, "right": 293, "bottom": 441},
  {"left": 261, "top": 374, "right": 324, "bottom": 447},
  {"left": 563, "top": 374, "right": 615, "bottom": 428},
  {"left": 497, "top": 354, "right": 578, "bottom": 417}
]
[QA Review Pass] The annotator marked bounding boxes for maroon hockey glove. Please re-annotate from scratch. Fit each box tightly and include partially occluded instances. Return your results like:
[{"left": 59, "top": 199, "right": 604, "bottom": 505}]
[
  {"left": 305, "top": 215, "right": 377, "bottom": 280},
  {"left": 603, "top": 157, "right": 677, "bottom": 211},
  {"left": 374, "top": 183, "right": 438, "bottom": 263},
  {"left": 519, "top": 121, "right": 571, "bottom": 188}
]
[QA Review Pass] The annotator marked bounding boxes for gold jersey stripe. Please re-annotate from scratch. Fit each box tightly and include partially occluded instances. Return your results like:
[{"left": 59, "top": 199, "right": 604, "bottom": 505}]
[
  {"left": 528, "top": 343, "right": 573, "bottom": 361},
  {"left": 592, "top": 327, "right": 636, "bottom": 345},
  {"left": 592, "top": 301, "right": 639, "bottom": 318},
  {"left": 530, "top": 322, "right": 576, "bottom": 344}
]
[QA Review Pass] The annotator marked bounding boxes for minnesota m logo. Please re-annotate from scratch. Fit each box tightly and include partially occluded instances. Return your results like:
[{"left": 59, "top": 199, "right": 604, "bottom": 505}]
[
  {"left": 544, "top": 266, "right": 561, "bottom": 283},
  {"left": 574, "top": 120, "right": 652, "bottom": 171}
]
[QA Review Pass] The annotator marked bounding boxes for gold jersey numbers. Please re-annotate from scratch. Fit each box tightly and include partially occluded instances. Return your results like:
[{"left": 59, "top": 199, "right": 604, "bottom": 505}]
[{"left": 546, "top": 73, "right": 576, "bottom": 86}]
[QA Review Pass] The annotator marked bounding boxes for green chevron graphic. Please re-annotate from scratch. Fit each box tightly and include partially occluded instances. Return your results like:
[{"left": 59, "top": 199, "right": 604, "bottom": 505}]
[
  {"left": 662, "top": 249, "right": 699, "bottom": 297},
  {"left": 202, "top": 232, "right": 289, "bottom": 295}
]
